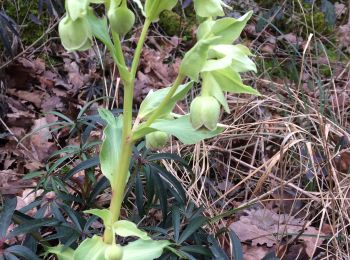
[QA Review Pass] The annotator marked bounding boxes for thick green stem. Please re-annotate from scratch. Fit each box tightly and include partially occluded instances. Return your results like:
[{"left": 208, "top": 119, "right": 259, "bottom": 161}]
[
  {"left": 103, "top": 19, "right": 152, "bottom": 244},
  {"left": 112, "top": 32, "right": 127, "bottom": 69}
]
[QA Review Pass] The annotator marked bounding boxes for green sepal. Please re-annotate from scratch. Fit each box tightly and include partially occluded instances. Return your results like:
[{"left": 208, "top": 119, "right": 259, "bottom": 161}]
[
  {"left": 58, "top": 15, "right": 92, "bottom": 52},
  {"left": 179, "top": 38, "right": 219, "bottom": 81},
  {"left": 193, "top": 0, "right": 225, "bottom": 17},
  {"left": 66, "top": 0, "right": 89, "bottom": 21},
  {"left": 201, "top": 72, "right": 229, "bottom": 113}
]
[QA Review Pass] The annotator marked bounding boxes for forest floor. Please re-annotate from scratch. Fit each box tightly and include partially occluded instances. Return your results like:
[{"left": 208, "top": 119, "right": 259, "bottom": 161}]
[{"left": 1, "top": 0, "right": 350, "bottom": 259}]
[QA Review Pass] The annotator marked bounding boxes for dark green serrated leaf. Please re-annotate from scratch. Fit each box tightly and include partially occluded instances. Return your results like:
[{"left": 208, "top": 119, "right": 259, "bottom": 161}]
[
  {"left": 8, "top": 218, "right": 60, "bottom": 238},
  {"left": 153, "top": 174, "right": 168, "bottom": 224},
  {"left": 87, "top": 176, "right": 109, "bottom": 204},
  {"left": 0, "top": 197, "right": 16, "bottom": 238},
  {"left": 208, "top": 235, "right": 229, "bottom": 260},
  {"left": 172, "top": 205, "right": 181, "bottom": 242},
  {"left": 180, "top": 245, "right": 211, "bottom": 256},
  {"left": 178, "top": 216, "right": 207, "bottom": 244},
  {"left": 64, "top": 156, "right": 99, "bottom": 180},
  {"left": 149, "top": 163, "right": 186, "bottom": 203},
  {"left": 146, "top": 153, "right": 189, "bottom": 167},
  {"left": 229, "top": 230, "right": 243, "bottom": 260},
  {"left": 6, "top": 245, "right": 39, "bottom": 260}
]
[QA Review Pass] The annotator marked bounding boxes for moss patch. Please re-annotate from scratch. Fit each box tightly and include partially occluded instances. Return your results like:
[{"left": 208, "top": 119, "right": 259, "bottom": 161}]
[{"left": 3, "top": 0, "right": 50, "bottom": 46}]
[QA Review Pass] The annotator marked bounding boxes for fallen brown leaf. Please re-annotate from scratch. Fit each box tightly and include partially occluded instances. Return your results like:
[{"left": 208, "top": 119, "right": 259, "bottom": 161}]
[{"left": 230, "top": 208, "right": 304, "bottom": 247}]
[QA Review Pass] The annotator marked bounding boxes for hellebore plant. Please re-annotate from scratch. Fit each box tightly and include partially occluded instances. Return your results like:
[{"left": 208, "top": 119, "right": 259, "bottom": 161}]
[{"left": 49, "top": 0, "right": 259, "bottom": 259}]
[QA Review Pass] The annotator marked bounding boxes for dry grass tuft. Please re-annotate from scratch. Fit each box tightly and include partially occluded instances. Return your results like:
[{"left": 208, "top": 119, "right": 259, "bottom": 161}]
[{"left": 163, "top": 10, "right": 350, "bottom": 257}]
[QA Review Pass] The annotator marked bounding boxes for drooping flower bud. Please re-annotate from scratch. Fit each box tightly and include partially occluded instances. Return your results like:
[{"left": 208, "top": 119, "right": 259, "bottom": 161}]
[
  {"left": 146, "top": 131, "right": 170, "bottom": 150},
  {"left": 190, "top": 96, "right": 220, "bottom": 131},
  {"left": 58, "top": 15, "right": 93, "bottom": 52},
  {"left": 108, "top": 7, "right": 135, "bottom": 35},
  {"left": 104, "top": 244, "right": 123, "bottom": 260}
]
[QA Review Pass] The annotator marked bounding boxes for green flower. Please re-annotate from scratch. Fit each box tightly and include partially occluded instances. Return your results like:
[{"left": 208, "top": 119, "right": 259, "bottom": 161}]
[
  {"left": 190, "top": 96, "right": 221, "bottom": 131},
  {"left": 65, "top": 0, "right": 89, "bottom": 21},
  {"left": 108, "top": 7, "right": 135, "bottom": 35},
  {"left": 58, "top": 15, "right": 93, "bottom": 52},
  {"left": 146, "top": 131, "right": 170, "bottom": 149}
]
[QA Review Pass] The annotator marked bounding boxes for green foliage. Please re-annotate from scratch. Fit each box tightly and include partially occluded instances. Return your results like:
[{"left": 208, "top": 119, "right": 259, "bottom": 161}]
[
  {"left": 99, "top": 109, "right": 123, "bottom": 183},
  {"left": 10, "top": 0, "right": 257, "bottom": 258}
]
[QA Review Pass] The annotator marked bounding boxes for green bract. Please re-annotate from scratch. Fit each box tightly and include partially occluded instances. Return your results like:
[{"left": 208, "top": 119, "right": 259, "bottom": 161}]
[
  {"left": 98, "top": 109, "right": 123, "bottom": 183},
  {"left": 190, "top": 96, "right": 221, "bottom": 131},
  {"left": 108, "top": 7, "right": 135, "bottom": 35},
  {"left": 146, "top": 131, "right": 170, "bottom": 149},
  {"left": 197, "top": 11, "right": 253, "bottom": 45},
  {"left": 58, "top": 15, "right": 92, "bottom": 52}
]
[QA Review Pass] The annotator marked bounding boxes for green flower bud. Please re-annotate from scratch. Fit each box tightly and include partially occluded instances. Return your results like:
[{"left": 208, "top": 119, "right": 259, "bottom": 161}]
[
  {"left": 190, "top": 96, "right": 220, "bottom": 131},
  {"left": 58, "top": 15, "right": 93, "bottom": 52},
  {"left": 66, "top": 0, "right": 89, "bottom": 21},
  {"left": 104, "top": 244, "right": 123, "bottom": 260},
  {"left": 108, "top": 7, "right": 135, "bottom": 35},
  {"left": 146, "top": 131, "right": 170, "bottom": 149}
]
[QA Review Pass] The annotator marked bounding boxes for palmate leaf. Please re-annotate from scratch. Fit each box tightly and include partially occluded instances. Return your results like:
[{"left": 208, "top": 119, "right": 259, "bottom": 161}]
[
  {"left": 64, "top": 156, "right": 99, "bottom": 180},
  {"left": 8, "top": 218, "right": 60, "bottom": 238},
  {"left": 6, "top": 245, "right": 39, "bottom": 260},
  {"left": 178, "top": 216, "right": 207, "bottom": 244}
]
